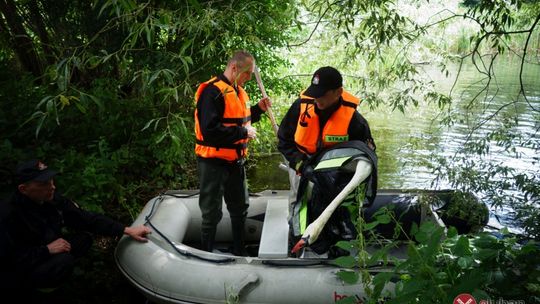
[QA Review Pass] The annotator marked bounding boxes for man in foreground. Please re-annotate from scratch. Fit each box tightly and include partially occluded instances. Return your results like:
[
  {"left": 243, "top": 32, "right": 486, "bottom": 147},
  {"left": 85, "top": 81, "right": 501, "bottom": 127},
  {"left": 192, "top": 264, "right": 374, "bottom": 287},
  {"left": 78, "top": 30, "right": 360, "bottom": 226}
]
[{"left": 0, "top": 159, "right": 151, "bottom": 296}]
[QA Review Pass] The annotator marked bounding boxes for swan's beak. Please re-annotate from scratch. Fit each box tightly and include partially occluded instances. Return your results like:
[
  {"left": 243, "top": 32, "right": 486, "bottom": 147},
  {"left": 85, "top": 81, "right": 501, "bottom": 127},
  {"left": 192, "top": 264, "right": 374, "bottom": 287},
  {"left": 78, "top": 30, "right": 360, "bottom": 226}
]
[{"left": 291, "top": 237, "right": 308, "bottom": 254}]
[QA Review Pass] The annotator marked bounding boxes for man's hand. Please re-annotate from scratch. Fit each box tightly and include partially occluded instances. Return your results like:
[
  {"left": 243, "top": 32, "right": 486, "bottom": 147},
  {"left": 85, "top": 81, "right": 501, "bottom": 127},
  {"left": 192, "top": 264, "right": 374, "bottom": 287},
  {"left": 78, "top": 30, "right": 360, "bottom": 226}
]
[
  {"left": 124, "top": 225, "right": 151, "bottom": 242},
  {"left": 258, "top": 97, "right": 271, "bottom": 112},
  {"left": 47, "top": 238, "right": 71, "bottom": 254},
  {"left": 294, "top": 160, "right": 304, "bottom": 174},
  {"left": 367, "top": 138, "right": 376, "bottom": 150},
  {"left": 292, "top": 155, "right": 307, "bottom": 175},
  {"left": 245, "top": 125, "right": 257, "bottom": 139}
]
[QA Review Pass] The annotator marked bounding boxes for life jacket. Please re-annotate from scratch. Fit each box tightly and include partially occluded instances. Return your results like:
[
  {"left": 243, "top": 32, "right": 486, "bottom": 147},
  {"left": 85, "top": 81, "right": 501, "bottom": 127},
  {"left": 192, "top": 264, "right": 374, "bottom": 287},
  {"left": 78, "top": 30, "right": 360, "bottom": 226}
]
[
  {"left": 294, "top": 90, "right": 360, "bottom": 155},
  {"left": 194, "top": 77, "right": 251, "bottom": 161}
]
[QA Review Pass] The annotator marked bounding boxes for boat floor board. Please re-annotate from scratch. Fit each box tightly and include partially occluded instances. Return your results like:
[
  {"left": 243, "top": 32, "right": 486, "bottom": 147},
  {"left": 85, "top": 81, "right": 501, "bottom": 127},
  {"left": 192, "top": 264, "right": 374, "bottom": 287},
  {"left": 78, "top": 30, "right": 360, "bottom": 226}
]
[{"left": 258, "top": 199, "right": 289, "bottom": 258}]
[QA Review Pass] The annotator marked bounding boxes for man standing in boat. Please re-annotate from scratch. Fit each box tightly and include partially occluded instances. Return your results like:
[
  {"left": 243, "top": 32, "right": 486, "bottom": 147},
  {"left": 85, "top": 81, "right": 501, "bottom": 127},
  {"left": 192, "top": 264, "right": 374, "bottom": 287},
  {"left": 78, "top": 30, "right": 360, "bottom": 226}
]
[
  {"left": 277, "top": 66, "right": 376, "bottom": 255},
  {"left": 194, "top": 50, "right": 270, "bottom": 255}
]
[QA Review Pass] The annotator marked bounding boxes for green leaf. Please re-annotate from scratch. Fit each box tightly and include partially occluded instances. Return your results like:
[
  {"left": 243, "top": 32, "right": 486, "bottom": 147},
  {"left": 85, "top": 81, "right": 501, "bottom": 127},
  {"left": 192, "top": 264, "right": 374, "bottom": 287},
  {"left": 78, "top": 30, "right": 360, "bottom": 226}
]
[
  {"left": 454, "top": 236, "right": 472, "bottom": 256},
  {"left": 37, "top": 96, "right": 53, "bottom": 109},
  {"left": 410, "top": 222, "right": 419, "bottom": 236},
  {"left": 373, "top": 272, "right": 394, "bottom": 286},
  {"left": 375, "top": 213, "right": 391, "bottom": 224},
  {"left": 74, "top": 101, "right": 87, "bottom": 114},
  {"left": 149, "top": 70, "right": 161, "bottom": 84},
  {"left": 170, "top": 135, "right": 180, "bottom": 147},
  {"left": 98, "top": 1, "right": 111, "bottom": 17},
  {"left": 179, "top": 39, "right": 193, "bottom": 55},
  {"left": 162, "top": 69, "right": 174, "bottom": 85},
  {"left": 46, "top": 99, "right": 54, "bottom": 114},
  {"left": 368, "top": 248, "right": 386, "bottom": 266},
  {"left": 142, "top": 119, "right": 156, "bottom": 131},
  {"left": 336, "top": 270, "right": 359, "bottom": 284},
  {"left": 84, "top": 93, "right": 104, "bottom": 110},
  {"left": 434, "top": 271, "right": 448, "bottom": 281},
  {"left": 155, "top": 132, "right": 167, "bottom": 144},
  {"left": 401, "top": 278, "right": 426, "bottom": 294},
  {"left": 145, "top": 25, "right": 152, "bottom": 45},
  {"left": 457, "top": 256, "right": 473, "bottom": 269},
  {"left": 415, "top": 230, "right": 428, "bottom": 244},
  {"left": 335, "top": 240, "right": 354, "bottom": 252},
  {"left": 333, "top": 256, "right": 356, "bottom": 268},
  {"left": 35, "top": 114, "right": 47, "bottom": 138},
  {"left": 363, "top": 221, "right": 379, "bottom": 230},
  {"left": 406, "top": 242, "right": 420, "bottom": 260},
  {"left": 447, "top": 226, "right": 458, "bottom": 238},
  {"left": 448, "top": 270, "right": 487, "bottom": 295}
]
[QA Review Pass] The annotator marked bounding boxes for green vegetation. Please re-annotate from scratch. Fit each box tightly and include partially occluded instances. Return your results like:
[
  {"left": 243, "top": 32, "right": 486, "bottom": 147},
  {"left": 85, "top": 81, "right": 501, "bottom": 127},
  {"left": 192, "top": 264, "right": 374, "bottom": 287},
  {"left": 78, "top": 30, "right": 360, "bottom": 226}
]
[
  {"left": 1, "top": 0, "right": 539, "bottom": 303},
  {"left": 334, "top": 217, "right": 540, "bottom": 303},
  {"left": 0, "top": 0, "right": 299, "bottom": 213}
]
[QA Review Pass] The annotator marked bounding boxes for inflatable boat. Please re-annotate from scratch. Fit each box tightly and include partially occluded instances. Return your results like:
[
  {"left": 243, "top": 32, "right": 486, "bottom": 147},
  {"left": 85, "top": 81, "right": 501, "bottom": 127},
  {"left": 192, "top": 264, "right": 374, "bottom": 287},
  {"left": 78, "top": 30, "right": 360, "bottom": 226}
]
[
  {"left": 114, "top": 186, "right": 486, "bottom": 304},
  {"left": 115, "top": 142, "right": 487, "bottom": 303}
]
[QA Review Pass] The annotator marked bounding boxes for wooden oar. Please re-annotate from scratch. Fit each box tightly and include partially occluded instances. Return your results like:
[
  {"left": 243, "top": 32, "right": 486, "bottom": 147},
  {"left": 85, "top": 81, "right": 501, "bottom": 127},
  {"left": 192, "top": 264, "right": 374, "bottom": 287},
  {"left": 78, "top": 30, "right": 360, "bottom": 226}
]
[
  {"left": 253, "top": 65, "right": 299, "bottom": 196},
  {"left": 291, "top": 158, "right": 372, "bottom": 254},
  {"left": 253, "top": 65, "right": 279, "bottom": 136}
]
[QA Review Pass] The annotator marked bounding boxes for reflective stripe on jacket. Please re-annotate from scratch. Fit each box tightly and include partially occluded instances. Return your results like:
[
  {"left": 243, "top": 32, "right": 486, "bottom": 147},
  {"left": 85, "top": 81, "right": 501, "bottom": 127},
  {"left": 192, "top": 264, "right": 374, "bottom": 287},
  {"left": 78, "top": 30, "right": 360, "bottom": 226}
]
[
  {"left": 194, "top": 77, "right": 251, "bottom": 161},
  {"left": 294, "top": 90, "right": 360, "bottom": 155}
]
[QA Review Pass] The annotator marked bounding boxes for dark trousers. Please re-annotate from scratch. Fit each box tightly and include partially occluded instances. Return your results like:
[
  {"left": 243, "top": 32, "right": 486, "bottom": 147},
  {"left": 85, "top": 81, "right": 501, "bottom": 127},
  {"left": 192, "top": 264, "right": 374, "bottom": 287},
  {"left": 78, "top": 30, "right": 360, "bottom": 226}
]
[
  {"left": 197, "top": 158, "right": 249, "bottom": 230},
  {"left": 27, "top": 232, "right": 93, "bottom": 289},
  {"left": 1, "top": 233, "right": 93, "bottom": 303}
]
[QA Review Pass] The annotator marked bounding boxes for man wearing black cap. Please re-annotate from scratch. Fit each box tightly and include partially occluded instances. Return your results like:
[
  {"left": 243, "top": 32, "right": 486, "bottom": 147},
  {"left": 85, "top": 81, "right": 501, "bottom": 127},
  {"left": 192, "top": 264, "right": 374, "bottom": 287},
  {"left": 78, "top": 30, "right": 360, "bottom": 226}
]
[
  {"left": 277, "top": 66, "right": 375, "bottom": 256},
  {"left": 278, "top": 66, "right": 375, "bottom": 172},
  {"left": 0, "top": 159, "right": 151, "bottom": 295}
]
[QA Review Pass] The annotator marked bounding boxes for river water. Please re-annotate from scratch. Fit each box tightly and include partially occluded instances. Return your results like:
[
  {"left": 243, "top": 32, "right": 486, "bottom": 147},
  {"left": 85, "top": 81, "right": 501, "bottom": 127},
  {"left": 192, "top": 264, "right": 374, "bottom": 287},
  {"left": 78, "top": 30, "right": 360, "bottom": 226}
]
[{"left": 247, "top": 56, "right": 539, "bottom": 232}]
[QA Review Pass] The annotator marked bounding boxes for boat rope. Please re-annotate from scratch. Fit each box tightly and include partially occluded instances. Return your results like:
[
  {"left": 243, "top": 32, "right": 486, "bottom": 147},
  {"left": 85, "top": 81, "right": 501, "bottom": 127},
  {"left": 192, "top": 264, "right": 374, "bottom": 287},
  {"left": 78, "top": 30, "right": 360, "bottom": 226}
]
[
  {"left": 161, "top": 191, "right": 200, "bottom": 198},
  {"left": 261, "top": 259, "right": 397, "bottom": 269},
  {"left": 143, "top": 193, "right": 237, "bottom": 264}
]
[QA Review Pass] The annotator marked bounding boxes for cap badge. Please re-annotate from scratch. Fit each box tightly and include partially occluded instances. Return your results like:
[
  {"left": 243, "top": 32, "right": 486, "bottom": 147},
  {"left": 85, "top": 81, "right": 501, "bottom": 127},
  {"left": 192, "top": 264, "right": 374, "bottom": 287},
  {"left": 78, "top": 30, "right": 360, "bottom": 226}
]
[
  {"left": 312, "top": 74, "right": 319, "bottom": 85},
  {"left": 37, "top": 161, "right": 47, "bottom": 171}
]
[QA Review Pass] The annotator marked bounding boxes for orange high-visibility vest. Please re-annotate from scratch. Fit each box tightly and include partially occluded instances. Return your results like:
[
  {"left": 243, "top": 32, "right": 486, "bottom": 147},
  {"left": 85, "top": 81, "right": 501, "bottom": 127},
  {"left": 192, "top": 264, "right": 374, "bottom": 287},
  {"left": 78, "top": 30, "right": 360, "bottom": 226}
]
[
  {"left": 294, "top": 90, "right": 360, "bottom": 155},
  {"left": 194, "top": 77, "right": 251, "bottom": 161}
]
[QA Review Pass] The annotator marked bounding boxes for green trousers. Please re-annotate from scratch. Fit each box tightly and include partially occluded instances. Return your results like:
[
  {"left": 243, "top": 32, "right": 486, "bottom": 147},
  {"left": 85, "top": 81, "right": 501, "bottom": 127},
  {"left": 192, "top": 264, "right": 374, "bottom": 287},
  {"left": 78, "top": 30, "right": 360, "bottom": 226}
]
[{"left": 197, "top": 158, "right": 249, "bottom": 231}]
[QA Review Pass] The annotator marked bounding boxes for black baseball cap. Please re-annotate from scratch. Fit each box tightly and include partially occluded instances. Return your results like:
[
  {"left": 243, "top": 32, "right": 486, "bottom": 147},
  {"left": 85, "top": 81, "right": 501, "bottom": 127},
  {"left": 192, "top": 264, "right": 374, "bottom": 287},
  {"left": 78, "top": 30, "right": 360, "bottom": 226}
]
[
  {"left": 15, "top": 159, "right": 57, "bottom": 184},
  {"left": 303, "top": 66, "right": 343, "bottom": 98}
]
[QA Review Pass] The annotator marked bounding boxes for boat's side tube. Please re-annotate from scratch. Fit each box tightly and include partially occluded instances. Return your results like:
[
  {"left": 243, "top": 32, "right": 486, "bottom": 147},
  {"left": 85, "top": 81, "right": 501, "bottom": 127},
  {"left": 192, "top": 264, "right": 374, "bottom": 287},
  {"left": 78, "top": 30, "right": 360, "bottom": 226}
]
[{"left": 144, "top": 196, "right": 191, "bottom": 243}]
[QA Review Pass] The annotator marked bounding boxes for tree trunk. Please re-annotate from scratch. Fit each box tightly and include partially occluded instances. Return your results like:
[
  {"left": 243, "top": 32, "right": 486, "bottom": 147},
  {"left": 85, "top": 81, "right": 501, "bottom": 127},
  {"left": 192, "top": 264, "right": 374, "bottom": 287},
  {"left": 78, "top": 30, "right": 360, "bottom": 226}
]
[
  {"left": 27, "top": 1, "right": 55, "bottom": 66},
  {"left": 0, "top": 0, "right": 43, "bottom": 78}
]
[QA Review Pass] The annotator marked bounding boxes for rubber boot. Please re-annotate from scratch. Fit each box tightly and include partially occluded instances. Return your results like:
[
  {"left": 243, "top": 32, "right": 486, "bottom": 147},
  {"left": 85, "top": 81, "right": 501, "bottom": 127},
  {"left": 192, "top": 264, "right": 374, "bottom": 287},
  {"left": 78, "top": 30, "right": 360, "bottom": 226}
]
[
  {"left": 201, "top": 227, "right": 216, "bottom": 252},
  {"left": 231, "top": 218, "right": 248, "bottom": 256}
]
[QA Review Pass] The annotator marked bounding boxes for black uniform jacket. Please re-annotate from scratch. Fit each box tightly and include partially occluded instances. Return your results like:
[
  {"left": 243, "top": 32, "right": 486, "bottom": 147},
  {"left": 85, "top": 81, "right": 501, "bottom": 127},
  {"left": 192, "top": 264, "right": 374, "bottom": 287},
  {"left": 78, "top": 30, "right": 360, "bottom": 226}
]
[{"left": 0, "top": 191, "right": 124, "bottom": 274}]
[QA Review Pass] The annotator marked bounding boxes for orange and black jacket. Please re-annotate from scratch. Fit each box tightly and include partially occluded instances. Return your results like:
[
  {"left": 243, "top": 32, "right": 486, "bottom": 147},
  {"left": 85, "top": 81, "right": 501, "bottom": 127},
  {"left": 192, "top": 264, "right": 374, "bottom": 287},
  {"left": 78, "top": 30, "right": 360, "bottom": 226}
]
[
  {"left": 195, "top": 74, "right": 264, "bottom": 162},
  {"left": 277, "top": 91, "right": 375, "bottom": 170}
]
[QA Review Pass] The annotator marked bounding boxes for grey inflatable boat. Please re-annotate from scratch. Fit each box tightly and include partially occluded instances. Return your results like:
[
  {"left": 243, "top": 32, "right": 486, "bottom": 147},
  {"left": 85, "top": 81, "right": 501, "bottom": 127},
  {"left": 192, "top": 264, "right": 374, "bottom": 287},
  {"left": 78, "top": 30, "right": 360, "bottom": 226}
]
[
  {"left": 113, "top": 187, "right": 475, "bottom": 303},
  {"left": 115, "top": 145, "right": 485, "bottom": 303}
]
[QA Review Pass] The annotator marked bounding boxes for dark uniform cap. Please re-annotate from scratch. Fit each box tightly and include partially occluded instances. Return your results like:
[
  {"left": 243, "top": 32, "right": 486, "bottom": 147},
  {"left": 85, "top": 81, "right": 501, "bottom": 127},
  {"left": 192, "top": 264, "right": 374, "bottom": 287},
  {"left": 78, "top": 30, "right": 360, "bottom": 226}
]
[
  {"left": 15, "top": 159, "right": 57, "bottom": 184},
  {"left": 303, "top": 66, "right": 343, "bottom": 98}
]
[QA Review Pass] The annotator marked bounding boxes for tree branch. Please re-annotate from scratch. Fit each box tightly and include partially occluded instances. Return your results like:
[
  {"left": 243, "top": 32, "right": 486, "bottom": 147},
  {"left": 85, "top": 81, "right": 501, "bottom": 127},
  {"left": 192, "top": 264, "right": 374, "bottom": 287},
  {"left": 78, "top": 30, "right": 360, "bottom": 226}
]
[
  {"left": 287, "top": 1, "right": 337, "bottom": 48},
  {"left": 518, "top": 13, "right": 540, "bottom": 113}
]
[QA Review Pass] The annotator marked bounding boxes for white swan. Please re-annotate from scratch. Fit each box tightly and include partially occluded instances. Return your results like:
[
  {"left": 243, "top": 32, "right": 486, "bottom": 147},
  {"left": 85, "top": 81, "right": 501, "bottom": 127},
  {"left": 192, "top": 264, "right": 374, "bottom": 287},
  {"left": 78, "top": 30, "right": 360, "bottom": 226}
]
[{"left": 291, "top": 158, "right": 373, "bottom": 254}]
